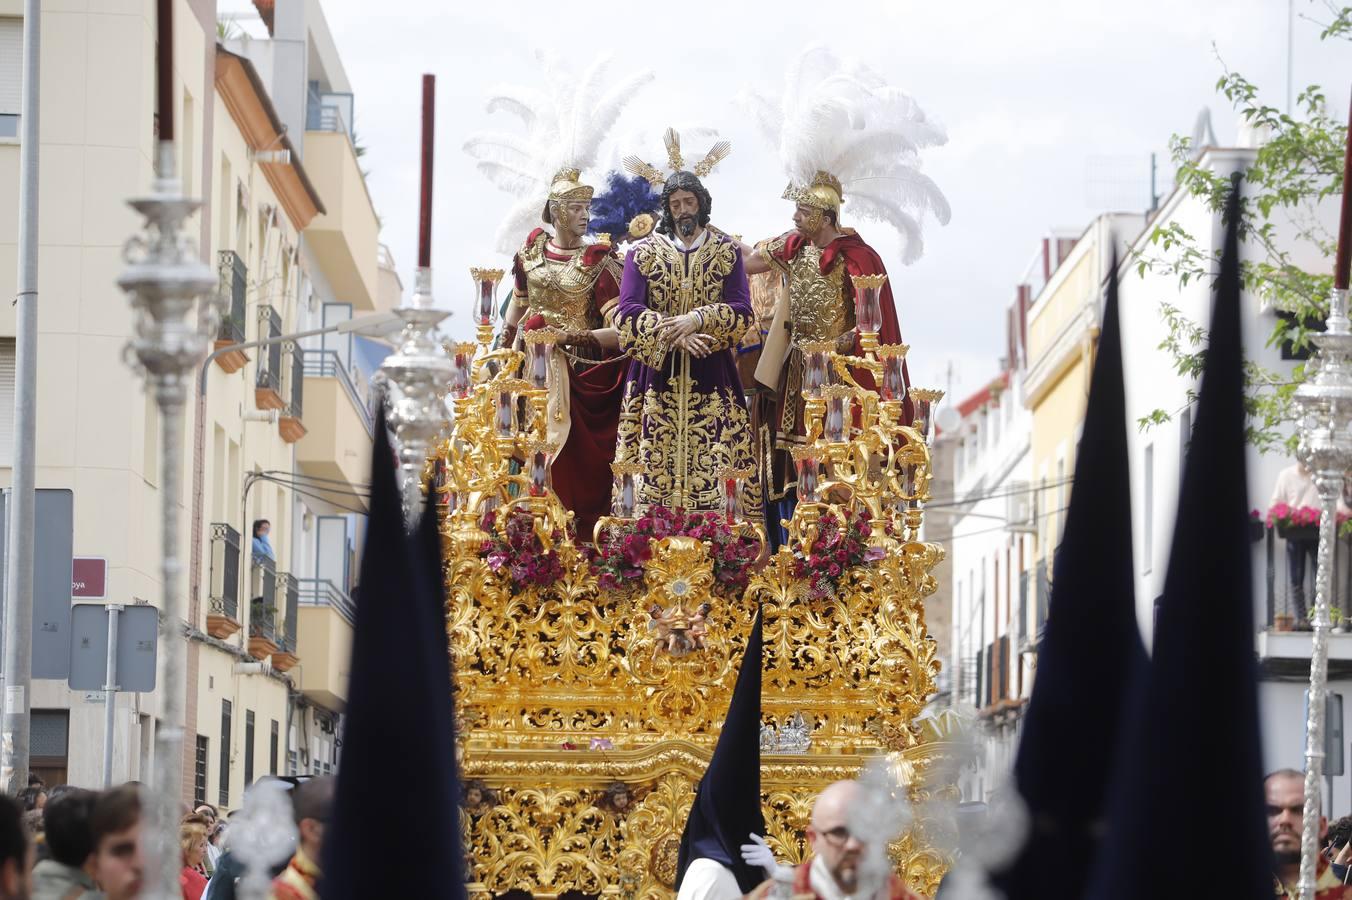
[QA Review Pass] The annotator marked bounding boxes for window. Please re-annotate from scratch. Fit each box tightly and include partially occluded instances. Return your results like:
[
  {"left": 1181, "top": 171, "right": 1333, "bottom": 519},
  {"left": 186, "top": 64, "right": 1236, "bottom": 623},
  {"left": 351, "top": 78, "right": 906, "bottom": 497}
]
[
  {"left": 0, "top": 19, "right": 21, "bottom": 138},
  {"left": 0, "top": 338, "right": 14, "bottom": 466},
  {"left": 194, "top": 736, "right": 208, "bottom": 807},
  {"left": 218, "top": 701, "right": 232, "bottom": 806},
  {"left": 244, "top": 710, "right": 256, "bottom": 788},
  {"left": 1143, "top": 444, "right": 1154, "bottom": 574},
  {"left": 30, "top": 710, "right": 68, "bottom": 787},
  {"left": 270, "top": 720, "right": 279, "bottom": 775}
]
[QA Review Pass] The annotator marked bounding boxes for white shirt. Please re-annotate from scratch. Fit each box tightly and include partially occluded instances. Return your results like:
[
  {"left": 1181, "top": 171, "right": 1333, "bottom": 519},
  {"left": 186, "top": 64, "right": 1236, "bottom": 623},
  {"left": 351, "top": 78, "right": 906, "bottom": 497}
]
[
  {"left": 1270, "top": 464, "right": 1320, "bottom": 509},
  {"left": 671, "top": 228, "right": 710, "bottom": 253},
  {"left": 677, "top": 858, "right": 744, "bottom": 900}
]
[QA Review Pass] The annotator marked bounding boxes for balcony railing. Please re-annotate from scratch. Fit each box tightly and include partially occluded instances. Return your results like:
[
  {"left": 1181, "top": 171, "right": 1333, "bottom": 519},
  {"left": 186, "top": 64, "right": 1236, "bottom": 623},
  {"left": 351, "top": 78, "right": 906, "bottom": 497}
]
[
  {"left": 217, "top": 251, "right": 247, "bottom": 344},
  {"left": 304, "top": 349, "right": 374, "bottom": 436},
  {"left": 1261, "top": 523, "right": 1352, "bottom": 632},
  {"left": 283, "top": 342, "right": 305, "bottom": 419},
  {"left": 249, "top": 553, "right": 278, "bottom": 655},
  {"left": 277, "top": 572, "right": 300, "bottom": 654},
  {"left": 306, "top": 87, "right": 355, "bottom": 139},
  {"left": 207, "top": 524, "right": 242, "bottom": 637},
  {"left": 256, "top": 306, "right": 283, "bottom": 392},
  {"left": 297, "top": 577, "right": 356, "bottom": 627}
]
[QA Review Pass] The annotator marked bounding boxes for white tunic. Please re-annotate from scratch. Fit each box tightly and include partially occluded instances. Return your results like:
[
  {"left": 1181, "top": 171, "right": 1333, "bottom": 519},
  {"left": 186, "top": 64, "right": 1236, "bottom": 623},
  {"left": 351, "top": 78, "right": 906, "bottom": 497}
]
[{"left": 677, "top": 858, "right": 744, "bottom": 900}]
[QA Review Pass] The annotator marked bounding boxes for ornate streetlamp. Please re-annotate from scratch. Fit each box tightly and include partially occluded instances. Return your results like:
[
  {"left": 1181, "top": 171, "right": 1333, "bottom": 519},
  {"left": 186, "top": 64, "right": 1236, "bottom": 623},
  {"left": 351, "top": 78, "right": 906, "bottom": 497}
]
[
  {"left": 1295, "top": 95, "right": 1352, "bottom": 900},
  {"left": 115, "top": 2, "right": 219, "bottom": 894},
  {"left": 378, "top": 75, "right": 453, "bottom": 526}
]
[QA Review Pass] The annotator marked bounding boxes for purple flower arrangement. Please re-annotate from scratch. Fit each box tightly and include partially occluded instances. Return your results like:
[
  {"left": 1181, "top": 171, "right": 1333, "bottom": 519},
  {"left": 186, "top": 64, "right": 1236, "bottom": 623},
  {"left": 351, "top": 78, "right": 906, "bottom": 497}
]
[
  {"left": 589, "top": 506, "right": 764, "bottom": 596},
  {"left": 793, "top": 506, "right": 886, "bottom": 600},
  {"left": 479, "top": 507, "right": 566, "bottom": 589}
]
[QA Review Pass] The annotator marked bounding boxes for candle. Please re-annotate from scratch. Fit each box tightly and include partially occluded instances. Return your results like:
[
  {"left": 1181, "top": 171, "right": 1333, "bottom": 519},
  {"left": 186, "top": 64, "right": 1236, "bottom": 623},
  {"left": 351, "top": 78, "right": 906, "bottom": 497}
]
[
  {"left": 495, "top": 389, "right": 515, "bottom": 437},
  {"left": 470, "top": 268, "right": 505, "bottom": 326},
  {"left": 851, "top": 274, "right": 887, "bottom": 336},
  {"left": 908, "top": 389, "right": 945, "bottom": 443},
  {"left": 418, "top": 75, "right": 435, "bottom": 269},
  {"left": 877, "top": 345, "right": 909, "bottom": 403},
  {"left": 792, "top": 448, "right": 821, "bottom": 502},
  {"left": 448, "top": 342, "right": 474, "bottom": 399},
  {"left": 801, "top": 340, "right": 833, "bottom": 400},
  {"left": 1336, "top": 92, "right": 1352, "bottom": 291},
  {"left": 156, "top": 0, "right": 173, "bottom": 142}
]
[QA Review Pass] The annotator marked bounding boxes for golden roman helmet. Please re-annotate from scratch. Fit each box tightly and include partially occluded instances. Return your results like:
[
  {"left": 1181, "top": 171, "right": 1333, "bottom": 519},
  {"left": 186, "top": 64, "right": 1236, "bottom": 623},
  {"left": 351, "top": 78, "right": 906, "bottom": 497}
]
[
  {"left": 782, "top": 170, "right": 844, "bottom": 216},
  {"left": 548, "top": 167, "right": 594, "bottom": 204}
]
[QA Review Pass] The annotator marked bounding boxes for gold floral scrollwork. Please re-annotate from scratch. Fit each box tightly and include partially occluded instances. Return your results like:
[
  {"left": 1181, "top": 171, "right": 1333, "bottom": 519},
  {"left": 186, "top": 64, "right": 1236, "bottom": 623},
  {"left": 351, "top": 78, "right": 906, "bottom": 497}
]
[
  {"left": 468, "top": 787, "right": 621, "bottom": 896},
  {"left": 616, "top": 773, "right": 696, "bottom": 897}
]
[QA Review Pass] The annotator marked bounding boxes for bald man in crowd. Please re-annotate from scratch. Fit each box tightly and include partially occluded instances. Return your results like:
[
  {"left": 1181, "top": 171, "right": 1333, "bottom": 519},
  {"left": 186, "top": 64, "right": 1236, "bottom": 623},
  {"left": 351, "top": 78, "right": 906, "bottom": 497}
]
[{"left": 750, "top": 780, "right": 924, "bottom": 900}]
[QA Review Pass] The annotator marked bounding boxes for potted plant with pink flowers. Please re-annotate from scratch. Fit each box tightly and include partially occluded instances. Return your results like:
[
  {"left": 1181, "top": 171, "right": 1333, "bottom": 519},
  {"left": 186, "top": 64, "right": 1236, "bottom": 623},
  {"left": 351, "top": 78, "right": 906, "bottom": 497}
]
[
  {"left": 1267, "top": 502, "right": 1322, "bottom": 542},
  {"left": 589, "top": 506, "right": 763, "bottom": 596},
  {"left": 479, "top": 506, "right": 566, "bottom": 590},
  {"left": 792, "top": 507, "right": 886, "bottom": 601}
]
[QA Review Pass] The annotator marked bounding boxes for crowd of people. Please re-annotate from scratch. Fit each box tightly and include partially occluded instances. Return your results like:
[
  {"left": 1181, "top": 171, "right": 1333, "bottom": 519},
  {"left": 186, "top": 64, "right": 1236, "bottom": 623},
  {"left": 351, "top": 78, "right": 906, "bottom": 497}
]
[{"left": 0, "top": 772, "right": 333, "bottom": 900}]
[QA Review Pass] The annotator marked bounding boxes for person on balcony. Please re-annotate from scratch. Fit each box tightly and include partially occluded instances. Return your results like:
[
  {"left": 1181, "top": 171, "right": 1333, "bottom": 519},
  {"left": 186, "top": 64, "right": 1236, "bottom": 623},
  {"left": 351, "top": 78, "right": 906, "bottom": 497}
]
[
  {"left": 251, "top": 520, "right": 274, "bottom": 562},
  {"left": 1269, "top": 462, "right": 1350, "bottom": 629}
]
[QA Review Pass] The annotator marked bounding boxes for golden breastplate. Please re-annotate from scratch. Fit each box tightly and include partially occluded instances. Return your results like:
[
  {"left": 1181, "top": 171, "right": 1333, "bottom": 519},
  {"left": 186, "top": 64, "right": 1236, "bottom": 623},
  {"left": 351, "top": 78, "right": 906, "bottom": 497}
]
[
  {"left": 787, "top": 245, "right": 851, "bottom": 344},
  {"left": 522, "top": 246, "right": 600, "bottom": 332}
]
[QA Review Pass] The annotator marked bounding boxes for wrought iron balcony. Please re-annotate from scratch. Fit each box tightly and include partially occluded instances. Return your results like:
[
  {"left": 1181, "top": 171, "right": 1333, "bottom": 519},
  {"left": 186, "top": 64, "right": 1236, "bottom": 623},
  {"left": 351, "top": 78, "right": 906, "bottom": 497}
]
[
  {"left": 248, "top": 553, "right": 279, "bottom": 659},
  {"left": 272, "top": 572, "right": 301, "bottom": 672},
  {"left": 207, "top": 523, "right": 242, "bottom": 639},
  {"left": 278, "top": 342, "right": 307, "bottom": 443},
  {"left": 217, "top": 251, "right": 246, "bottom": 344},
  {"left": 255, "top": 306, "right": 285, "bottom": 409},
  {"left": 213, "top": 251, "right": 250, "bottom": 373}
]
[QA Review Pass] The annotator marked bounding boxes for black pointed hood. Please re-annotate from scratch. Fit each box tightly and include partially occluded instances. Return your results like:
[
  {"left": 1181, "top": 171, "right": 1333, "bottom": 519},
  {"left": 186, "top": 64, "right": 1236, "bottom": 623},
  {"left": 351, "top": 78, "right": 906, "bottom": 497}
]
[{"left": 676, "top": 606, "right": 766, "bottom": 893}]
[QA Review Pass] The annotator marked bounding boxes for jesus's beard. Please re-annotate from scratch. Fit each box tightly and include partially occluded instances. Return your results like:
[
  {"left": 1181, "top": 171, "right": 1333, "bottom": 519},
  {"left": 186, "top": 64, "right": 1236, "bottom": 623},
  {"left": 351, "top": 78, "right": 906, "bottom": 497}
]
[{"left": 677, "top": 215, "right": 697, "bottom": 237}]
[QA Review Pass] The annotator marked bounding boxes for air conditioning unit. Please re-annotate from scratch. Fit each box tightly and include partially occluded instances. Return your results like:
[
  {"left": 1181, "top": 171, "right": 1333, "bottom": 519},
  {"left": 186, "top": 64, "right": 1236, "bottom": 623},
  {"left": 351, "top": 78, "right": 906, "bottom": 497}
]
[{"left": 1006, "top": 481, "right": 1036, "bottom": 533}]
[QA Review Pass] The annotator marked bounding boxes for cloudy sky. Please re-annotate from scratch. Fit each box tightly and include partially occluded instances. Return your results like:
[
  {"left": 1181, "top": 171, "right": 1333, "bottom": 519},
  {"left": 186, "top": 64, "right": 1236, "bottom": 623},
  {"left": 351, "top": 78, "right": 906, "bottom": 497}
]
[{"left": 229, "top": 0, "right": 1348, "bottom": 404}]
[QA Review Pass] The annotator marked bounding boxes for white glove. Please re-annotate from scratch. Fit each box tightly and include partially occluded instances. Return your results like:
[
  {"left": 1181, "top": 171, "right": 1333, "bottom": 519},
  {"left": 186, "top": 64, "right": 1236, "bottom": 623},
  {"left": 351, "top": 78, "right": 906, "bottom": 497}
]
[{"left": 740, "top": 833, "right": 792, "bottom": 879}]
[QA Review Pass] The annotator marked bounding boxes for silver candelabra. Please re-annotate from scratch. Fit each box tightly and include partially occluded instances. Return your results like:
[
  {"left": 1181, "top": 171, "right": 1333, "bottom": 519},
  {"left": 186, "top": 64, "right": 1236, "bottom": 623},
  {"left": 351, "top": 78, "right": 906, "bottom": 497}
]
[
  {"left": 116, "top": 140, "right": 219, "bottom": 900},
  {"left": 1292, "top": 287, "right": 1352, "bottom": 900},
  {"left": 377, "top": 266, "right": 453, "bottom": 526}
]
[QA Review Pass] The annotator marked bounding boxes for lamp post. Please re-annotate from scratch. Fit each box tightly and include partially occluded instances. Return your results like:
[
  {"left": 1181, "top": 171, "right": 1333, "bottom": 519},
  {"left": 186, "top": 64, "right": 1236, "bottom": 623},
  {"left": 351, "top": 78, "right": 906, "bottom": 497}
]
[
  {"left": 379, "top": 75, "right": 452, "bottom": 525},
  {"left": 1295, "top": 93, "right": 1352, "bottom": 900},
  {"left": 116, "top": 118, "right": 219, "bottom": 900}
]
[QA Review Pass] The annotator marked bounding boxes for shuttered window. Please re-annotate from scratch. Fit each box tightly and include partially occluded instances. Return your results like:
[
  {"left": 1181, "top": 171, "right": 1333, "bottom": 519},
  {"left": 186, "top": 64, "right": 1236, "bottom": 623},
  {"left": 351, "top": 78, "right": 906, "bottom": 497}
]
[
  {"left": 0, "top": 19, "right": 22, "bottom": 138},
  {"left": 0, "top": 339, "right": 15, "bottom": 466}
]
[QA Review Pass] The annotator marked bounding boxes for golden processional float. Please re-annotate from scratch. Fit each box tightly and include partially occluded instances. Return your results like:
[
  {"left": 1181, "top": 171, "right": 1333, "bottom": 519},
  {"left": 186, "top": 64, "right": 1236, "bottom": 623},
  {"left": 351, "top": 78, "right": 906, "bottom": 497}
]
[{"left": 404, "top": 257, "right": 959, "bottom": 898}]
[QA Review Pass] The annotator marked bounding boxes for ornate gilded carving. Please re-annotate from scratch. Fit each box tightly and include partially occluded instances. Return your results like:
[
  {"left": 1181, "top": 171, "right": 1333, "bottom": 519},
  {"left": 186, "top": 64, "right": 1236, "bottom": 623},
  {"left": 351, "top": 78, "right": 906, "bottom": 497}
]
[{"left": 440, "top": 275, "right": 951, "bottom": 896}]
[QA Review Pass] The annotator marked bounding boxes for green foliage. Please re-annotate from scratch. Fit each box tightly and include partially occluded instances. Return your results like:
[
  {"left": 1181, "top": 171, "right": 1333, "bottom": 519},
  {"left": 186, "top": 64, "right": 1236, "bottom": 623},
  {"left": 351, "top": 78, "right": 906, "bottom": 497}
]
[{"left": 1134, "top": 5, "right": 1348, "bottom": 453}]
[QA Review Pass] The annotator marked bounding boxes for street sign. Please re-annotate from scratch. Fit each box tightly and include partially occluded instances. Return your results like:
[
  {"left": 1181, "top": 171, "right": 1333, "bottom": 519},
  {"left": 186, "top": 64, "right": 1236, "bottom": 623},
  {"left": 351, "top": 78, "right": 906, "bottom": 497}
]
[
  {"left": 68, "top": 604, "right": 158, "bottom": 692},
  {"left": 72, "top": 558, "right": 107, "bottom": 599}
]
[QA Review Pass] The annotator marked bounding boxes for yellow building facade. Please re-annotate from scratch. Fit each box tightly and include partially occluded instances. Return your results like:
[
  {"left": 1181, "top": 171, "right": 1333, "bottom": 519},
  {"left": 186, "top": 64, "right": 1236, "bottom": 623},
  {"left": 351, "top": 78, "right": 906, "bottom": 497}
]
[
  {"left": 1024, "top": 214, "right": 1143, "bottom": 575},
  {"left": 0, "top": 0, "right": 387, "bottom": 800}
]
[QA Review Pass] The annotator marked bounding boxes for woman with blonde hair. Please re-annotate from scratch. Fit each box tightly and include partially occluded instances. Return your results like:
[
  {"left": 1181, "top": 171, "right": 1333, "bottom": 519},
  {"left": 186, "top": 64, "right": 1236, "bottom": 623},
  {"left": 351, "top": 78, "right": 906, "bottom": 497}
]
[{"left": 178, "top": 813, "right": 210, "bottom": 900}]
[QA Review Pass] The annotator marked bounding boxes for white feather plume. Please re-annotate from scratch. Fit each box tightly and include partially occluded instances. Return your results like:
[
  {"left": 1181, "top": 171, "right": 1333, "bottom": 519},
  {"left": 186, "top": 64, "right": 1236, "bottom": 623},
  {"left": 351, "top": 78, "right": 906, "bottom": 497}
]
[
  {"left": 464, "top": 51, "right": 654, "bottom": 254},
  {"left": 740, "top": 45, "right": 950, "bottom": 264}
]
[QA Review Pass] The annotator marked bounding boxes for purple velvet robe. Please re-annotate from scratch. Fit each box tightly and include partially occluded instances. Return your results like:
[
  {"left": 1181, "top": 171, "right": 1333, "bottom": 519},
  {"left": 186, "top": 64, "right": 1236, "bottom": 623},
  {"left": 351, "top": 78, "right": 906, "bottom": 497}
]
[{"left": 613, "top": 230, "right": 756, "bottom": 513}]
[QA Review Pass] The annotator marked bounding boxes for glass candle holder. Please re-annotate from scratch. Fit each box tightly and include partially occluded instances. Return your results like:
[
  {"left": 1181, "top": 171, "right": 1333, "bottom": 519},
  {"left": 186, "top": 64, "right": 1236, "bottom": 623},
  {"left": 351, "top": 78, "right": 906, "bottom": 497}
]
[
  {"left": 611, "top": 462, "right": 642, "bottom": 518},
  {"left": 447, "top": 341, "right": 475, "bottom": 399},
  {"left": 718, "top": 469, "right": 751, "bottom": 525},
  {"left": 902, "top": 461, "right": 922, "bottom": 510},
  {"left": 801, "top": 340, "right": 833, "bottom": 400},
  {"left": 877, "top": 344, "right": 909, "bottom": 403},
  {"left": 470, "top": 267, "right": 505, "bottom": 327},
  {"left": 908, "top": 389, "right": 944, "bottom": 443},
  {"left": 851, "top": 273, "right": 887, "bottom": 337},
  {"left": 495, "top": 388, "right": 516, "bottom": 437},
  {"left": 822, "top": 386, "right": 854, "bottom": 444},
  {"left": 527, "top": 442, "right": 554, "bottom": 495},
  {"left": 479, "top": 493, "right": 500, "bottom": 532},
  {"left": 524, "top": 330, "right": 554, "bottom": 390},
  {"left": 792, "top": 447, "right": 823, "bottom": 502}
]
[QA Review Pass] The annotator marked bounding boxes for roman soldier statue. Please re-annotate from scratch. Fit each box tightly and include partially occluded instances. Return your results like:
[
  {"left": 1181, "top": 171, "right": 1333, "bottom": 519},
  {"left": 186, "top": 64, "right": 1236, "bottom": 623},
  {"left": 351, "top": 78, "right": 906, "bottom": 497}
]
[
  {"left": 464, "top": 58, "right": 652, "bottom": 538},
  {"left": 741, "top": 47, "right": 951, "bottom": 543}
]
